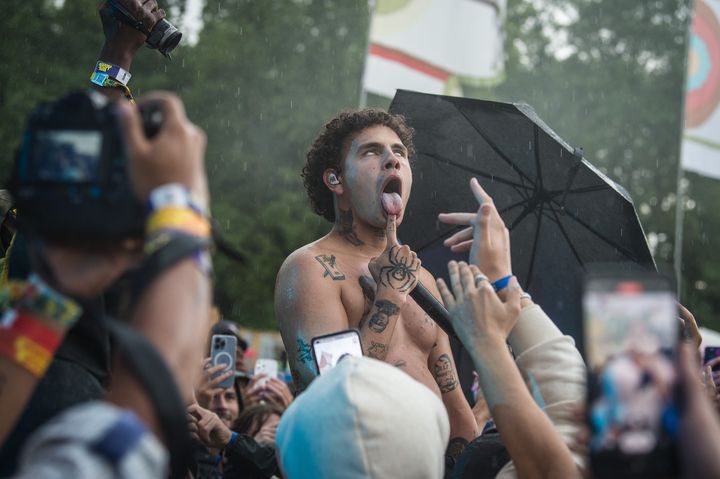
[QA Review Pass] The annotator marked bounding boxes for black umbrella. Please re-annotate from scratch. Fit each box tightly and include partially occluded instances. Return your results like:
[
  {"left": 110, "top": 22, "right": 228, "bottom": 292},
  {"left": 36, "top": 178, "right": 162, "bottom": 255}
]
[{"left": 390, "top": 90, "right": 656, "bottom": 343}]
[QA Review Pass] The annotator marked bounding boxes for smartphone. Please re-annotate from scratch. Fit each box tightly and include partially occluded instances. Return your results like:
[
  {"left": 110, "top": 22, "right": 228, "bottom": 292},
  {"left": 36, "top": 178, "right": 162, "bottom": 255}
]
[
  {"left": 583, "top": 273, "right": 679, "bottom": 478},
  {"left": 311, "top": 329, "right": 364, "bottom": 375},
  {"left": 210, "top": 334, "right": 237, "bottom": 390},
  {"left": 704, "top": 346, "right": 720, "bottom": 371},
  {"left": 254, "top": 359, "right": 278, "bottom": 387}
]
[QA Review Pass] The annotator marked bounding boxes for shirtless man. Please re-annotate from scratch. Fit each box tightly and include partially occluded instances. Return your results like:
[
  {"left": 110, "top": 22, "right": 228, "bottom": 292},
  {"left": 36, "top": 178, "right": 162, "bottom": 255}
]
[{"left": 274, "top": 109, "right": 477, "bottom": 455}]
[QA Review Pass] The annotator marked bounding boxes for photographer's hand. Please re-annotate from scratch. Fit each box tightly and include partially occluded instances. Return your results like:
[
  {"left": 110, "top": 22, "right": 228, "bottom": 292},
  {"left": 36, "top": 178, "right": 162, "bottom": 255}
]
[{"left": 118, "top": 93, "right": 209, "bottom": 209}]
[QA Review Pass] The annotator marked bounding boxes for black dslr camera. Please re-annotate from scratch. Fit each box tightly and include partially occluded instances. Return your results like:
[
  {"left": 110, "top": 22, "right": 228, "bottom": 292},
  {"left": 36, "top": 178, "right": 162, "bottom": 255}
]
[{"left": 9, "top": 90, "right": 162, "bottom": 241}]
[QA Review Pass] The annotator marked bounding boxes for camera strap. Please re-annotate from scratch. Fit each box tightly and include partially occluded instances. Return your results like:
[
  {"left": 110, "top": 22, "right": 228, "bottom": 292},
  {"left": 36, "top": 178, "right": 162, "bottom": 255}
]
[
  {"left": 104, "top": 317, "right": 192, "bottom": 479},
  {"left": 26, "top": 237, "right": 199, "bottom": 478}
]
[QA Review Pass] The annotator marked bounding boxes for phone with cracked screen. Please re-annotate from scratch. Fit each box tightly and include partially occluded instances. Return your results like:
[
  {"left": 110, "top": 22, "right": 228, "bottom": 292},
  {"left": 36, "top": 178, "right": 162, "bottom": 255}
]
[
  {"left": 312, "top": 329, "right": 364, "bottom": 375},
  {"left": 583, "top": 273, "right": 680, "bottom": 478},
  {"left": 210, "top": 334, "right": 237, "bottom": 390}
]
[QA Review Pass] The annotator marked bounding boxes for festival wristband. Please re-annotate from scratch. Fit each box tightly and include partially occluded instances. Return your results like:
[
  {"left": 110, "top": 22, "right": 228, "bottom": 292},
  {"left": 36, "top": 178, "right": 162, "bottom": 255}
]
[
  {"left": 491, "top": 275, "right": 512, "bottom": 293},
  {"left": 147, "top": 184, "right": 207, "bottom": 217},
  {"left": 226, "top": 432, "right": 238, "bottom": 449},
  {"left": 94, "top": 61, "right": 132, "bottom": 86},
  {"left": 90, "top": 72, "right": 135, "bottom": 104},
  {"left": 0, "top": 310, "right": 62, "bottom": 376},
  {"left": 0, "top": 276, "right": 82, "bottom": 329},
  {"left": 146, "top": 207, "right": 211, "bottom": 238}
]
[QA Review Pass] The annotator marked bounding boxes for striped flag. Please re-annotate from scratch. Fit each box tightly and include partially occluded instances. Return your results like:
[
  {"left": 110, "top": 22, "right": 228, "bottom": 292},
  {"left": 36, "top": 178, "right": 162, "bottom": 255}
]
[
  {"left": 682, "top": 0, "right": 720, "bottom": 179},
  {"left": 362, "top": 0, "right": 505, "bottom": 99}
]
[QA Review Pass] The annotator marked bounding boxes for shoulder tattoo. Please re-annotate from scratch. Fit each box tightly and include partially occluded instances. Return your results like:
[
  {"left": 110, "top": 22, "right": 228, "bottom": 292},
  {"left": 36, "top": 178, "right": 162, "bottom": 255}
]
[{"left": 315, "top": 254, "right": 345, "bottom": 281}]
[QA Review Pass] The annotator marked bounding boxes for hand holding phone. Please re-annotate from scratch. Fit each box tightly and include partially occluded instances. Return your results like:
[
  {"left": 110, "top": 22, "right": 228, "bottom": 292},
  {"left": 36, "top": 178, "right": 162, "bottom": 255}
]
[
  {"left": 254, "top": 359, "right": 278, "bottom": 388},
  {"left": 210, "top": 334, "right": 237, "bottom": 390}
]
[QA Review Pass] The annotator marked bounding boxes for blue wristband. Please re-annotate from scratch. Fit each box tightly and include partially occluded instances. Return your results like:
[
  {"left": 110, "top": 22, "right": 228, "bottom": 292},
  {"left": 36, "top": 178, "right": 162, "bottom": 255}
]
[
  {"left": 491, "top": 275, "right": 512, "bottom": 292},
  {"left": 226, "top": 431, "right": 238, "bottom": 449}
]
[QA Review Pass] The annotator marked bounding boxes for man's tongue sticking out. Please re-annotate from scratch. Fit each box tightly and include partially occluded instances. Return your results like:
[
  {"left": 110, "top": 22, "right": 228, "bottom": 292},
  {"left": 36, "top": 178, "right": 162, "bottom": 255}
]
[{"left": 381, "top": 192, "right": 403, "bottom": 217}]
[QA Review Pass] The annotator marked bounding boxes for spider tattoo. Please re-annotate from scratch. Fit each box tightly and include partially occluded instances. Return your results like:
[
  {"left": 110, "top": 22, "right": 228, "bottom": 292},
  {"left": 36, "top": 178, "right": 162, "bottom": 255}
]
[{"left": 379, "top": 246, "right": 419, "bottom": 292}]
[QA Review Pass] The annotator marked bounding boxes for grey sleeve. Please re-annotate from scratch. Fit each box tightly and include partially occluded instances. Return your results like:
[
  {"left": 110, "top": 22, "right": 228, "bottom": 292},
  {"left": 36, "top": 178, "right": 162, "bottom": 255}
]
[{"left": 14, "top": 401, "right": 168, "bottom": 479}]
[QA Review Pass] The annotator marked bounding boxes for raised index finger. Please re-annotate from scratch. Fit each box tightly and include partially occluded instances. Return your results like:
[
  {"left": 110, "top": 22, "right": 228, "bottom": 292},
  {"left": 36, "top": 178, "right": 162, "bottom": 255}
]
[
  {"left": 470, "top": 177, "right": 493, "bottom": 206},
  {"left": 386, "top": 214, "right": 398, "bottom": 247}
]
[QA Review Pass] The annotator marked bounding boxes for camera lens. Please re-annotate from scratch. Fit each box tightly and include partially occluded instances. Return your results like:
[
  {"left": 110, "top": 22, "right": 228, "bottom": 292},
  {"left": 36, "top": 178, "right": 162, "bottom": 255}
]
[{"left": 146, "top": 19, "right": 182, "bottom": 57}]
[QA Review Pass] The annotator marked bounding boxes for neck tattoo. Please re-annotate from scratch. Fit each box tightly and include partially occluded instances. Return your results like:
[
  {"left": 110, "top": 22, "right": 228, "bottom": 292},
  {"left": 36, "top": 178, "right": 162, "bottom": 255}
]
[{"left": 337, "top": 208, "right": 364, "bottom": 246}]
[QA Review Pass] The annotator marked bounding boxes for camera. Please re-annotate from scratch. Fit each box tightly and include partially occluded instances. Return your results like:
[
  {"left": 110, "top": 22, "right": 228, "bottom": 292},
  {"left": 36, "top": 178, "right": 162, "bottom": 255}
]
[
  {"left": 107, "top": 0, "right": 182, "bottom": 58},
  {"left": 9, "top": 90, "right": 162, "bottom": 240}
]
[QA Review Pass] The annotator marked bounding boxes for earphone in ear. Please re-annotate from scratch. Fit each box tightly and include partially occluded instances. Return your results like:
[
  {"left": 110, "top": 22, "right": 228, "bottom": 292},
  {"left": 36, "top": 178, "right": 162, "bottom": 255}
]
[{"left": 328, "top": 173, "right": 340, "bottom": 185}]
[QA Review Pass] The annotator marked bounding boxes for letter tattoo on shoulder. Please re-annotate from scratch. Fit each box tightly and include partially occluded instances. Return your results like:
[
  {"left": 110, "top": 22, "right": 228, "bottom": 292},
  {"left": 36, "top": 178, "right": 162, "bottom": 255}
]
[
  {"left": 368, "top": 299, "right": 400, "bottom": 333},
  {"left": 433, "top": 353, "right": 459, "bottom": 393},
  {"left": 315, "top": 254, "right": 345, "bottom": 281},
  {"left": 338, "top": 208, "right": 364, "bottom": 246}
]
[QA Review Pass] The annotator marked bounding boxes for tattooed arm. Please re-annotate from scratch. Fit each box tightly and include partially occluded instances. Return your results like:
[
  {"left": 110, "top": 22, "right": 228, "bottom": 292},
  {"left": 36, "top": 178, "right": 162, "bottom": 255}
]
[
  {"left": 361, "top": 215, "right": 419, "bottom": 361},
  {"left": 423, "top": 269, "right": 478, "bottom": 461},
  {"left": 275, "top": 249, "right": 353, "bottom": 393}
]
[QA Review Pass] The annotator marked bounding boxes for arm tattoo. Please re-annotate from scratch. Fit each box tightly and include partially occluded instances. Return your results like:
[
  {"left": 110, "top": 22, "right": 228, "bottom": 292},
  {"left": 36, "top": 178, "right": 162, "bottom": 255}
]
[
  {"left": 433, "top": 353, "right": 459, "bottom": 393},
  {"left": 358, "top": 275, "right": 376, "bottom": 317},
  {"left": 297, "top": 339, "right": 313, "bottom": 366},
  {"left": 367, "top": 341, "right": 388, "bottom": 359},
  {"left": 338, "top": 208, "right": 364, "bottom": 246},
  {"left": 315, "top": 254, "right": 345, "bottom": 281},
  {"left": 368, "top": 299, "right": 400, "bottom": 333},
  {"left": 446, "top": 437, "right": 469, "bottom": 461},
  {"left": 378, "top": 246, "right": 419, "bottom": 292}
]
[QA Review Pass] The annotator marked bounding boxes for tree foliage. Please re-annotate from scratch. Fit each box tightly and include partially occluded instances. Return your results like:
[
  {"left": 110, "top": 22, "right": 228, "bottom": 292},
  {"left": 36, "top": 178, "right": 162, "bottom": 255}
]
[{"left": 0, "top": 0, "right": 716, "bottom": 330}]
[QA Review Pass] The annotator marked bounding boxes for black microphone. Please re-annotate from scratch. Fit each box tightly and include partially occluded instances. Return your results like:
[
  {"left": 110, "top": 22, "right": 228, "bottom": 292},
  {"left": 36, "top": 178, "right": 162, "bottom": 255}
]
[{"left": 410, "top": 281, "right": 457, "bottom": 339}]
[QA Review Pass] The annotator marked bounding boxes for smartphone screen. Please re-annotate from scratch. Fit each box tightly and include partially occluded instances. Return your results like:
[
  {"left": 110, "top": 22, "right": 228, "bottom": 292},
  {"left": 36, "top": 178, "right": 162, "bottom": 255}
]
[
  {"left": 312, "top": 329, "right": 364, "bottom": 375},
  {"left": 254, "top": 359, "right": 279, "bottom": 387},
  {"left": 584, "top": 274, "right": 679, "bottom": 478},
  {"left": 211, "top": 334, "right": 237, "bottom": 390}
]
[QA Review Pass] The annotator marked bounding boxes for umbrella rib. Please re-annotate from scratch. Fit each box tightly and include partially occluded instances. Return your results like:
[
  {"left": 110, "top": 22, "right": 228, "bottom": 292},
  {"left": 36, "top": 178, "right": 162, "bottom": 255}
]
[
  {"left": 550, "top": 206, "right": 641, "bottom": 261},
  {"left": 547, "top": 205, "right": 586, "bottom": 270},
  {"left": 558, "top": 184, "right": 609, "bottom": 195},
  {"left": 534, "top": 125, "right": 543, "bottom": 188},
  {"left": 524, "top": 203, "right": 543, "bottom": 289},
  {"left": 424, "top": 154, "right": 533, "bottom": 190},
  {"left": 499, "top": 196, "right": 534, "bottom": 215},
  {"left": 453, "top": 106, "right": 537, "bottom": 186}
]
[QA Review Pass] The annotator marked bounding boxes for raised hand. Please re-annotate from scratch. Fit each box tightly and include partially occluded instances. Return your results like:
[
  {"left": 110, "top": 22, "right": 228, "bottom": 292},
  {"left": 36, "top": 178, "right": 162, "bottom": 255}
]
[
  {"left": 187, "top": 403, "right": 232, "bottom": 450},
  {"left": 368, "top": 214, "right": 420, "bottom": 297},
  {"left": 436, "top": 261, "right": 521, "bottom": 349},
  {"left": 438, "top": 178, "right": 511, "bottom": 282},
  {"left": 195, "top": 357, "right": 234, "bottom": 409}
]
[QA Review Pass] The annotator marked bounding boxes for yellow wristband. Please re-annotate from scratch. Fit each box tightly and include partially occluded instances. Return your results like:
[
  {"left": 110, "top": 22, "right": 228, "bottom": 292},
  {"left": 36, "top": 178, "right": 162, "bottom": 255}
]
[{"left": 146, "top": 207, "right": 211, "bottom": 238}]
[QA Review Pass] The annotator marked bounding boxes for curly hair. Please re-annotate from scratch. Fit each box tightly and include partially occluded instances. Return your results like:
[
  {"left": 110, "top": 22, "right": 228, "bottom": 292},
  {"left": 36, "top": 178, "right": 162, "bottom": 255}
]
[{"left": 301, "top": 108, "right": 415, "bottom": 223}]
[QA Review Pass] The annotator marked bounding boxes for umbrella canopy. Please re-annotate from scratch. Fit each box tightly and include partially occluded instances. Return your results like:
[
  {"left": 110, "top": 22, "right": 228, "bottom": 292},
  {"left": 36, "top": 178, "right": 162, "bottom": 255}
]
[{"left": 390, "top": 90, "right": 655, "bottom": 342}]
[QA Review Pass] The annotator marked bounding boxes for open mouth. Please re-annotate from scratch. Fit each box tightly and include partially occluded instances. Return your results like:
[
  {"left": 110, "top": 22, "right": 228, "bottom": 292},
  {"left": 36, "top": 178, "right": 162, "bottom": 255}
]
[
  {"left": 381, "top": 176, "right": 403, "bottom": 216},
  {"left": 382, "top": 176, "right": 402, "bottom": 197}
]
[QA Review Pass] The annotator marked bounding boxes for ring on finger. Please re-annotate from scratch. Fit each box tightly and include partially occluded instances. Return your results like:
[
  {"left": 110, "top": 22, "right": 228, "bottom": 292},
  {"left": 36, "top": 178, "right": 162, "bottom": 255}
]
[{"left": 474, "top": 274, "right": 489, "bottom": 287}]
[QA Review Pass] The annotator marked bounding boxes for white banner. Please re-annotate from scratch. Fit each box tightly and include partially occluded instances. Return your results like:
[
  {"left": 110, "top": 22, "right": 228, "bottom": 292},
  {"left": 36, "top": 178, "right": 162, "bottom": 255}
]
[
  {"left": 363, "top": 0, "right": 505, "bottom": 98},
  {"left": 682, "top": 0, "right": 720, "bottom": 179}
]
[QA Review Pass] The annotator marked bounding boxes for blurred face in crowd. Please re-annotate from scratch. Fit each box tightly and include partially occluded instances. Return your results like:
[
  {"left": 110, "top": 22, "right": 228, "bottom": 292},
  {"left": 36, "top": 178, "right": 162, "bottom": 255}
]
[
  {"left": 211, "top": 387, "right": 240, "bottom": 428},
  {"left": 236, "top": 345, "right": 248, "bottom": 373}
]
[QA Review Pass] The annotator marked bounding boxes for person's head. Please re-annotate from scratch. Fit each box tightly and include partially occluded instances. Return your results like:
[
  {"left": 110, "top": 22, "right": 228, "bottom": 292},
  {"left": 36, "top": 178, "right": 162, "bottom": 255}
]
[
  {"left": 234, "top": 404, "right": 282, "bottom": 437},
  {"left": 210, "top": 386, "right": 241, "bottom": 428},
  {"left": 302, "top": 109, "right": 416, "bottom": 227},
  {"left": 211, "top": 319, "right": 249, "bottom": 373},
  {"left": 276, "top": 357, "right": 449, "bottom": 479}
]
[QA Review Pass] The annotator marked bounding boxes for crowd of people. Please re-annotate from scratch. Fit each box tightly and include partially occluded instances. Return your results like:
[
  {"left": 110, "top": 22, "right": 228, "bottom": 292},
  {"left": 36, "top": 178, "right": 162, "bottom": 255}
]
[{"left": 2, "top": 1, "right": 720, "bottom": 478}]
